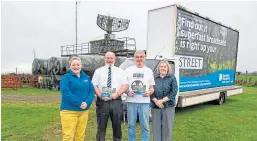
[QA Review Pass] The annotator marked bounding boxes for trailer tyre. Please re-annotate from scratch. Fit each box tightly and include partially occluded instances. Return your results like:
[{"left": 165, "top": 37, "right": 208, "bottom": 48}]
[{"left": 217, "top": 92, "right": 226, "bottom": 105}]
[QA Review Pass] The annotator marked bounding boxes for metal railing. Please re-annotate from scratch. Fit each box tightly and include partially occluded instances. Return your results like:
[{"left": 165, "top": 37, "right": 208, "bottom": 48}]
[{"left": 61, "top": 37, "right": 136, "bottom": 57}]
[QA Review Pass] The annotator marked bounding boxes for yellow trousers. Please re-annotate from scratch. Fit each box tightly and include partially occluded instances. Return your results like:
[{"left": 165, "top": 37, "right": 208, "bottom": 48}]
[{"left": 60, "top": 110, "right": 89, "bottom": 141}]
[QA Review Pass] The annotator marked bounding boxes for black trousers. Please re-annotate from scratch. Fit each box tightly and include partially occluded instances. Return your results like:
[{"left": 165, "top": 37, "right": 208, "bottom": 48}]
[{"left": 96, "top": 98, "right": 122, "bottom": 141}]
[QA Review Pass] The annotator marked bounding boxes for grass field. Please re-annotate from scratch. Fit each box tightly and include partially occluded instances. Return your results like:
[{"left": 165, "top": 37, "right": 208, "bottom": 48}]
[
  {"left": 1, "top": 88, "right": 60, "bottom": 95},
  {"left": 236, "top": 75, "right": 257, "bottom": 81},
  {"left": 1, "top": 87, "right": 257, "bottom": 141}
]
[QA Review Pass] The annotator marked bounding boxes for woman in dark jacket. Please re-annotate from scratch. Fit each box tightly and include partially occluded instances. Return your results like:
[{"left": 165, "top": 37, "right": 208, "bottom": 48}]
[{"left": 150, "top": 60, "right": 178, "bottom": 141}]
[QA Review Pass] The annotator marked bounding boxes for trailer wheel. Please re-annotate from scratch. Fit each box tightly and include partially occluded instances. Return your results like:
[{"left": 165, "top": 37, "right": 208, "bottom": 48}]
[{"left": 217, "top": 92, "right": 226, "bottom": 105}]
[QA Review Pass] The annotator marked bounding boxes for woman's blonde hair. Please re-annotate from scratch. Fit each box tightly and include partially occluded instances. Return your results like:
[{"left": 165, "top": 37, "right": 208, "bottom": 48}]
[
  {"left": 157, "top": 60, "right": 172, "bottom": 75},
  {"left": 69, "top": 56, "right": 82, "bottom": 66}
]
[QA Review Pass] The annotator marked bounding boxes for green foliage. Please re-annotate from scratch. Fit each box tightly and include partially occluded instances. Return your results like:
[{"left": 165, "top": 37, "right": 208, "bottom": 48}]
[
  {"left": 236, "top": 75, "right": 257, "bottom": 87},
  {"left": 208, "top": 60, "right": 235, "bottom": 73}
]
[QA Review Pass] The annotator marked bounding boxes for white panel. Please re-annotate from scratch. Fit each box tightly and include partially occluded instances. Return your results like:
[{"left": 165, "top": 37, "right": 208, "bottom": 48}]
[
  {"left": 182, "top": 92, "right": 220, "bottom": 107},
  {"left": 227, "top": 88, "right": 243, "bottom": 96},
  {"left": 146, "top": 6, "right": 176, "bottom": 59},
  {"left": 180, "top": 87, "right": 243, "bottom": 107},
  {"left": 172, "top": 59, "right": 180, "bottom": 107},
  {"left": 175, "top": 55, "right": 203, "bottom": 69}
]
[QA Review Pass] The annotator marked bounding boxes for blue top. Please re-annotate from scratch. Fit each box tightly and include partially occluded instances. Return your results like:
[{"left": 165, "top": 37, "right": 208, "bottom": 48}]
[
  {"left": 150, "top": 74, "right": 178, "bottom": 108},
  {"left": 60, "top": 70, "right": 95, "bottom": 111}
]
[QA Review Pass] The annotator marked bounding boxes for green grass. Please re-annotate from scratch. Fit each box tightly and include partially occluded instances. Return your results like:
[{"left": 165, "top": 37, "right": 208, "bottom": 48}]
[
  {"left": 1, "top": 102, "right": 146, "bottom": 141},
  {"left": 1, "top": 88, "right": 60, "bottom": 95},
  {"left": 1, "top": 102, "right": 60, "bottom": 141},
  {"left": 1, "top": 87, "right": 257, "bottom": 141},
  {"left": 236, "top": 75, "right": 257, "bottom": 81},
  {"left": 173, "top": 87, "right": 257, "bottom": 141}
]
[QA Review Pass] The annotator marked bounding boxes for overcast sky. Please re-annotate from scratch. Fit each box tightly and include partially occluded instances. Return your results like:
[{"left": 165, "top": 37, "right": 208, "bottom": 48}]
[{"left": 1, "top": 1, "right": 257, "bottom": 73}]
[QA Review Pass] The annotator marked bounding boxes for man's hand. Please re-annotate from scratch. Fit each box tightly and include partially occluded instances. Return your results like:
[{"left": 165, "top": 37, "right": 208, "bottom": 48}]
[
  {"left": 110, "top": 92, "right": 119, "bottom": 100},
  {"left": 128, "top": 91, "right": 135, "bottom": 97},
  {"left": 155, "top": 100, "right": 164, "bottom": 109},
  {"left": 80, "top": 102, "right": 87, "bottom": 109},
  {"left": 102, "top": 97, "right": 112, "bottom": 101},
  {"left": 99, "top": 93, "right": 111, "bottom": 101},
  {"left": 143, "top": 91, "right": 151, "bottom": 97}
]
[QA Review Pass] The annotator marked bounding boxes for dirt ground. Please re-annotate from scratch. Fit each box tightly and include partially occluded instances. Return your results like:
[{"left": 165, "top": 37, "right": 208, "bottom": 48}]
[{"left": 1, "top": 94, "right": 61, "bottom": 103}]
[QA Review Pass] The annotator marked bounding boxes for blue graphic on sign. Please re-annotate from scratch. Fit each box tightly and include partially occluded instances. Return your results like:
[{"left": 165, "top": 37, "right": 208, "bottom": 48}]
[{"left": 179, "top": 69, "right": 235, "bottom": 92}]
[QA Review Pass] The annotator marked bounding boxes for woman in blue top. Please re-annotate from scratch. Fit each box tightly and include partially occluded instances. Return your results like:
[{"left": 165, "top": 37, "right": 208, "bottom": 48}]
[
  {"left": 150, "top": 60, "right": 178, "bottom": 141},
  {"left": 60, "top": 56, "right": 95, "bottom": 141}
]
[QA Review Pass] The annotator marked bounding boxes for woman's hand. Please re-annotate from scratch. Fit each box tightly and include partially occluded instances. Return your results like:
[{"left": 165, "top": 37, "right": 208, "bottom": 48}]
[
  {"left": 155, "top": 100, "right": 164, "bottom": 109},
  {"left": 80, "top": 102, "right": 87, "bottom": 109}
]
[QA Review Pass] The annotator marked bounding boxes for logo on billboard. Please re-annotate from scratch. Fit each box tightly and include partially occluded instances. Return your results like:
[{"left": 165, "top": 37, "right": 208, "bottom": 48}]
[
  {"left": 219, "top": 74, "right": 223, "bottom": 81},
  {"left": 219, "top": 73, "right": 231, "bottom": 81}
]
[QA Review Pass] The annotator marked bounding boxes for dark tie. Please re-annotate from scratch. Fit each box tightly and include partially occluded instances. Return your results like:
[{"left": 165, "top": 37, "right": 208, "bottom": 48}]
[{"left": 107, "top": 67, "right": 112, "bottom": 88}]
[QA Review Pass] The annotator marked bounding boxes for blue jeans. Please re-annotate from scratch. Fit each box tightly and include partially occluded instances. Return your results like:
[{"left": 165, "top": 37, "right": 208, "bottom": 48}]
[{"left": 127, "top": 103, "right": 150, "bottom": 141}]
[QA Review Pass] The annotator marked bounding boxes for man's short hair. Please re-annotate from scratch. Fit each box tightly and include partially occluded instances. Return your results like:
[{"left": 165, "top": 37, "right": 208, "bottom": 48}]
[
  {"left": 105, "top": 51, "right": 116, "bottom": 58},
  {"left": 134, "top": 50, "right": 145, "bottom": 57}
]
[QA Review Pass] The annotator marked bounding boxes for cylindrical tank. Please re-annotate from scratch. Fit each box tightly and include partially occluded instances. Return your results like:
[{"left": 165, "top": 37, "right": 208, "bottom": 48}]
[
  {"left": 47, "top": 57, "right": 69, "bottom": 75},
  {"left": 32, "top": 55, "right": 127, "bottom": 79},
  {"left": 32, "top": 58, "right": 48, "bottom": 75}
]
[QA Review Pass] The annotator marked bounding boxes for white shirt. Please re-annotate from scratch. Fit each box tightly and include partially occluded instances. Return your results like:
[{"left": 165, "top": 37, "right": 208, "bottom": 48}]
[
  {"left": 92, "top": 65, "right": 128, "bottom": 93},
  {"left": 125, "top": 65, "right": 155, "bottom": 103}
]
